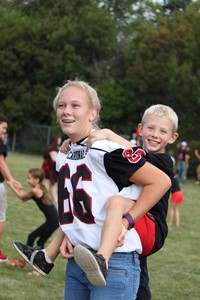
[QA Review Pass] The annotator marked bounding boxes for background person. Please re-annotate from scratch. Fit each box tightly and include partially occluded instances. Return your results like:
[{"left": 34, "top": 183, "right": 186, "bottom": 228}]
[
  {"left": 7, "top": 168, "right": 59, "bottom": 276},
  {"left": 168, "top": 176, "right": 184, "bottom": 227},
  {"left": 42, "top": 134, "right": 62, "bottom": 205},
  {"left": 0, "top": 113, "right": 22, "bottom": 262},
  {"left": 194, "top": 148, "right": 200, "bottom": 184},
  {"left": 129, "top": 127, "right": 141, "bottom": 146},
  {"left": 177, "top": 141, "right": 190, "bottom": 183},
  {"left": 168, "top": 149, "right": 184, "bottom": 228}
]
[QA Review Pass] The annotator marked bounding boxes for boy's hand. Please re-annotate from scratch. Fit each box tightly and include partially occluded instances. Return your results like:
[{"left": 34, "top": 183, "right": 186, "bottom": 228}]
[
  {"left": 116, "top": 223, "right": 128, "bottom": 247},
  {"left": 59, "top": 139, "right": 71, "bottom": 153},
  {"left": 87, "top": 129, "right": 110, "bottom": 149}
]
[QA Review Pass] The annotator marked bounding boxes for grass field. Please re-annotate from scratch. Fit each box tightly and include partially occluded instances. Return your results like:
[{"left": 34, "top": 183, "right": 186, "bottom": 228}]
[{"left": 0, "top": 152, "right": 199, "bottom": 300}]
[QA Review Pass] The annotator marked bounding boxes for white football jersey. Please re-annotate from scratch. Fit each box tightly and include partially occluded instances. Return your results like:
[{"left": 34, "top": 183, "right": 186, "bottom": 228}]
[{"left": 56, "top": 138, "right": 147, "bottom": 254}]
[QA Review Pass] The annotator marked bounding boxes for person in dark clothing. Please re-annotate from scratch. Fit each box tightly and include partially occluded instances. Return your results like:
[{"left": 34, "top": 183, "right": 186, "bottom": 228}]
[
  {"left": 75, "top": 104, "right": 179, "bottom": 299},
  {"left": 42, "top": 134, "right": 62, "bottom": 205},
  {"left": 168, "top": 176, "right": 184, "bottom": 228},
  {"left": 177, "top": 141, "right": 190, "bottom": 183},
  {"left": 6, "top": 168, "right": 59, "bottom": 276}
]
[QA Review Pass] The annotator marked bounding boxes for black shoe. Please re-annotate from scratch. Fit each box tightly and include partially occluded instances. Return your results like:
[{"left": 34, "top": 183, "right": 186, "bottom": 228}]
[
  {"left": 13, "top": 241, "right": 54, "bottom": 276},
  {"left": 74, "top": 245, "right": 107, "bottom": 287}
]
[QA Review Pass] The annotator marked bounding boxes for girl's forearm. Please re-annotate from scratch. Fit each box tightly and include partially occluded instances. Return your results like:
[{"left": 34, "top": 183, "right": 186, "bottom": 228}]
[{"left": 127, "top": 162, "right": 171, "bottom": 223}]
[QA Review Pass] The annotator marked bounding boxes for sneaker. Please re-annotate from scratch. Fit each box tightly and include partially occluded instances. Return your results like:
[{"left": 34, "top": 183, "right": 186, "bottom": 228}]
[
  {"left": 73, "top": 245, "right": 107, "bottom": 287},
  {"left": 0, "top": 250, "right": 8, "bottom": 262},
  {"left": 13, "top": 241, "right": 54, "bottom": 276}
]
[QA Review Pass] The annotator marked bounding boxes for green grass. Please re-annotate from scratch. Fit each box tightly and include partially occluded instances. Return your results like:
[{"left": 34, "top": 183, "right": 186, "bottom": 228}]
[
  {"left": 1, "top": 152, "right": 200, "bottom": 299},
  {"left": 148, "top": 180, "right": 200, "bottom": 300}
]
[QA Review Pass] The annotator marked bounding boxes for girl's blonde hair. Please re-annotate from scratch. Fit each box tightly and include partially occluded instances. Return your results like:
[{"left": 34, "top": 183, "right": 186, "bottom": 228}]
[
  {"left": 141, "top": 104, "right": 178, "bottom": 133},
  {"left": 53, "top": 79, "right": 101, "bottom": 129},
  {"left": 28, "top": 168, "right": 52, "bottom": 206}
]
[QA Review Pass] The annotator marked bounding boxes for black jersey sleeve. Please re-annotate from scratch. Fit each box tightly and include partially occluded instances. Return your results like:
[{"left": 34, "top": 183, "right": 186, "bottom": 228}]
[
  {"left": 104, "top": 146, "right": 146, "bottom": 186},
  {"left": 144, "top": 152, "right": 174, "bottom": 181},
  {"left": 171, "top": 176, "right": 181, "bottom": 193}
]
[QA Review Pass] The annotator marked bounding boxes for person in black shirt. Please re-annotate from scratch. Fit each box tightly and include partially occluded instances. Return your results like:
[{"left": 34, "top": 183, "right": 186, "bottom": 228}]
[
  {"left": 6, "top": 168, "right": 58, "bottom": 276},
  {"left": 76, "top": 104, "right": 179, "bottom": 299}
]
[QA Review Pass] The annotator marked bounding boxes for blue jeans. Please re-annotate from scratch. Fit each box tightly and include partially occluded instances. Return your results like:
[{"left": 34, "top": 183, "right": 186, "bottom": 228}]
[
  {"left": 64, "top": 251, "right": 140, "bottom": 300},
  {"left": 178, "top": 161, "right": 187, "bottom": 182}
]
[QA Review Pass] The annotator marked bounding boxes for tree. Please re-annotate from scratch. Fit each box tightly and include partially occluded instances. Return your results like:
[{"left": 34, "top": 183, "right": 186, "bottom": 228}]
[
  {"left": 0, "top": 0, "right": 199, "bottom": 140},
  {"left": 163, "top": 0, "right": 193, "bottom": 12},
  {"left": 0, "top": 0, "right": 117, "bottom": 131},
  {"left": 124, "top": 0, "right": 200, "bottom": 139}
]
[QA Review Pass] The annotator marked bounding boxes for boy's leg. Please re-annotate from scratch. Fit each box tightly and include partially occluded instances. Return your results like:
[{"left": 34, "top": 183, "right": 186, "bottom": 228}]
[
  {"left": 98, "top": 195, "right": 135, "bottom": 261},
  {"left": 67, "top": 251, "right": 140, "bottom": 300},
  {"left": 91, "top": 252, "right": 140, "bottom": 300},
  {"left": 13, "top": 228, "right": 64, "bottom": 276},
  {"left": 73, "top": 196, "right": 135, "bottom": 286},
  {"left": 13, "top": 241, "right": 54, "bottom": 276},
  {"left": 45, "top": 227, "right": 64, "bottom": 261}
]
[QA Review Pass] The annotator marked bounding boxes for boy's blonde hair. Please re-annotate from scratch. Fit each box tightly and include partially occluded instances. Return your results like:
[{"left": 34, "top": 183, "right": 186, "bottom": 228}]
[
  {"left": 53, "top": 79, "right": 101, "bottom": 129},
  {"left": 141, "top": 104, "right": 178, "bottom": 133}
]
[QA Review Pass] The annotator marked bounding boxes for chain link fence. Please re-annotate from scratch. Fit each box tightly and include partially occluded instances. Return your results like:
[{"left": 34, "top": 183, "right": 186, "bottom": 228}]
[{"left": 8, "top": 124, "right": 52, "bottom": 155}]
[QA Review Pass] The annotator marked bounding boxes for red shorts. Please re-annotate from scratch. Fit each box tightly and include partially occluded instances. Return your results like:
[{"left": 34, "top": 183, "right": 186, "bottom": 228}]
[
  {"left": 171, "top": 191, "right": 184, "bottom": 204},
  {"left": 134, "top": 212, "right": 156, "bottom": 257}
]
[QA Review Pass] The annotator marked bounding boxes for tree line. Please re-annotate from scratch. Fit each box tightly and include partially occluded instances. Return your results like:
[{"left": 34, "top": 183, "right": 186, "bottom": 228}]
[{"left": 0, "top": 0, "right": 199, "bottom": 142}]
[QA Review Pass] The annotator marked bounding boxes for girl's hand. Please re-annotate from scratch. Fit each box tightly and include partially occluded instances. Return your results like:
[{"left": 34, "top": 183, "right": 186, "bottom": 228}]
[
  {"left": 60, "top": 236, "right": 74, "bottom": 259},
  {"left": 59, "top": 139, "right": 71, "bottom": 153}
]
